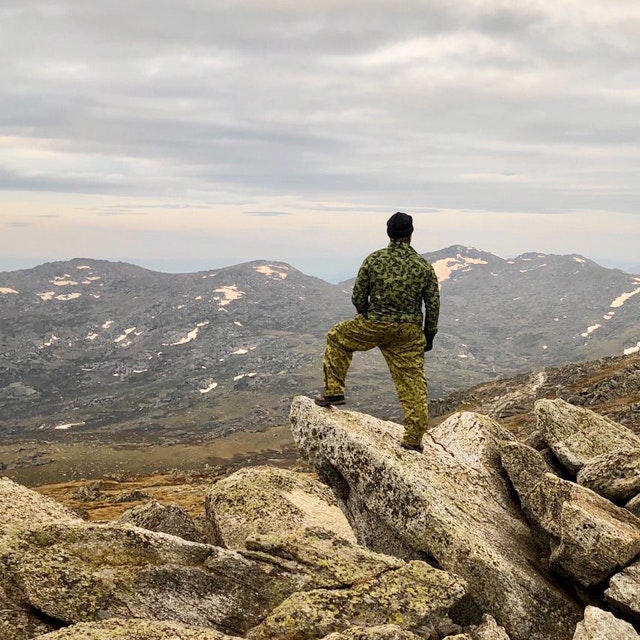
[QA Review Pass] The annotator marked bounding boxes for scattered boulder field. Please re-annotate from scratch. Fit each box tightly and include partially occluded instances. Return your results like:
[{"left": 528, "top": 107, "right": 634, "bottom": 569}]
[{"left": 2, "top": 397, "right": 640, "bottom": 639}]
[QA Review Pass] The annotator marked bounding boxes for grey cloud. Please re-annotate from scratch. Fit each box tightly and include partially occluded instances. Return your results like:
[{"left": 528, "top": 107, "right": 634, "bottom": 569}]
[
  {"left": 6, "top": 221, "right": 32, "bottom": 228},
  {"left": 245, "top": 211, "right": 293, "bottom": 217},
  {"left": 1, "top": 1, "right": 639, "bottom": 222}
]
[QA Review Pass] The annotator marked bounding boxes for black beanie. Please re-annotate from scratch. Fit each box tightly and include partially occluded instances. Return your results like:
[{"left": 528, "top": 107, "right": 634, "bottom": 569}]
[{"left": 387, "top": 211, "right": 413, "bottom": 239}]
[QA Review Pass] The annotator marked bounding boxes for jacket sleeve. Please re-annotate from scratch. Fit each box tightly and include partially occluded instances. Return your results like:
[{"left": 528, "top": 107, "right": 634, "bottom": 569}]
[
  {"left": 351, "top": 259, "right": 371, "bottom": 314},
  {"left": 422, "top": 263, "right": 440, "bottom": 337}
]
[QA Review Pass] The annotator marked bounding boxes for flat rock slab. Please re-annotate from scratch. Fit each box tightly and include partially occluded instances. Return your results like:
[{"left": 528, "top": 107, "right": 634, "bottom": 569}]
[
  {"left": 290, "top": 397, "right": 581, "bottom": 640},
  {"left": 34, "top": 619, "right": 239, "bottom": 639},
  {"left": 205, "top": 466, "right": 355, "bottom": 549},
  {"left": 535, "top": 399, "right": 640, "bottom": 474},
  {"left": 244, "top": 526, "right": 402, "bottom": 589},
  {"left": 606, "top": 560, "right": 640, "bottom": 621},
  {"left": 572, "top": 606, "right": 640, "bottom": 640}
]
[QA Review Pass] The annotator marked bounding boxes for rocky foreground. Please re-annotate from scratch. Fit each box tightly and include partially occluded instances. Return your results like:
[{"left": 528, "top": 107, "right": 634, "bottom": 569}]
[{"left": 2, "top": 398, "right": 640, "bottom": 640}]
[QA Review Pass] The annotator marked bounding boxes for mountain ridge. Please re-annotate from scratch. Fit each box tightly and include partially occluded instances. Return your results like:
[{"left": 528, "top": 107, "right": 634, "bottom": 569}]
[{"left": 1, "top": 247, "right": 639, "bottom": 444}]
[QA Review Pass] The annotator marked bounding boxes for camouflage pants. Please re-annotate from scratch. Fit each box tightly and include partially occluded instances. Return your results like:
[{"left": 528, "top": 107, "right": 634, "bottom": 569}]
[{"left": 323, "top": 314, "right": 428, "bottom": 445}]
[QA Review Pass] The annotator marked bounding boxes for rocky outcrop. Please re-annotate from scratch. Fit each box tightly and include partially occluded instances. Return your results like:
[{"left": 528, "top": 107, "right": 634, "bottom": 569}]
[
  {"left": 535, "top": 398, "right": 640, "bottom": 474},
  {"left": 605, "top": 560, "right": 640, "bottom": 620},
  {"left": 321, "top": 627, "right": 423, "bottom": 640},
  {"left": 118, "top": 499, "right": 203, "bottom": 542},
  {"left": 0, "top": 521, "right": 301, "bottom": 636},
  {"left": 0, "top": 479, "right": 468, "bottom": 640},
  {"left": 499, "top": 441, "right": 640, "bottom": 586},
  {"left": 470, "top": 614, "right": 511, "bottom": 639},
  {"left": 572, "top": 606, "right": 639, "bottom": 639},
  {"left": 576, "top": 448, "right": 640, "bottom": 503},
  {"left": 248, "top": 561, "right": 467, "bottom": 640},
  {"left": 33, "top": 619, "right": 238, "bottom": 639},
  {"left": 0, "top": 585, "right": 56, "bottom": 640},
  {"left": 628, "top": 494, "right": 640, "bottom": 517},
  {"left": 0, "top": 477, "right": 80, "bottom": 535},
  {"left": 290, "top": 397, "right": 581, "bottom": 640},
  {"left": 205, "top": 466, "right": 355, "bottom": 549}
]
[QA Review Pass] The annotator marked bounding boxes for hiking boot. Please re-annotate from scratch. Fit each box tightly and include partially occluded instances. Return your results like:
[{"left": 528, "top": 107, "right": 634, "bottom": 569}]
[
  {"left": 314, "top": 394, "right": 346, "bottom": 407},
  {"left": 400, "top": 441, "right": 424, "bottom": 453}
]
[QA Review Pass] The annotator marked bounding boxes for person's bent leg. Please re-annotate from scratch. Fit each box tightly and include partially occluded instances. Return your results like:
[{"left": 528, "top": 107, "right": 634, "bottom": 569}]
[
  {"left": 380, "top": 324, "right": 428, "bottom": 446},
  {"left": 323, "top": 315, "right": 380, "bottom": 396}
]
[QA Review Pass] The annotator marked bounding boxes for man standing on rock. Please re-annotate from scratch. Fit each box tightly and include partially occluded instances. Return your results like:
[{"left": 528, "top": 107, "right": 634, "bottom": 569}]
[{"left": 315, "top": 211, "right": 440, "bottom": 452}]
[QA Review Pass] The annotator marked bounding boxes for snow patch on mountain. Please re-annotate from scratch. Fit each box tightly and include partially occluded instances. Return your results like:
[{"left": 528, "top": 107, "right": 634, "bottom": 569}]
[
  {"left": 581, "top": 324, "right": 601, "bottom": 338},
  {"left": 611, "top": 286, "right": 640, "bottom": 308},
  {"left": 54, "top": 421, "right": 85, "bottom": 430},
  {"left": 42, "top": 335, "right": 59, "bottom": 348},
  {"left": 114, "top": 327, "right": 137, "bottom": 344},
  {"left": 56, "top": 293, "right": 82, "bottom": 301},
  {"left": 254, "top": 264, "right": 289, "bottom": 279},
  {"left": 624, "top": 342, "right": 640, "bottom": 355},
  {"left": 214, "top": 285, "right": 245, "bottom": 307},
  {"left": 170, "top": 321, "right": 209, "bottom": 346},
  {"left": 0, "top": 287, "right": 18, "bottom": 294},
  {"left": 432, "top": 254, "right": 489, "bottom": 283},
  {"left": 51, "top": 278, "right": 79, "bottom": 286},
  {"left": 199, "top": 381, "right": 218, "bottom": 394},
  {"left": 234, "top": 372, "right": 257, "bottom": 381}
]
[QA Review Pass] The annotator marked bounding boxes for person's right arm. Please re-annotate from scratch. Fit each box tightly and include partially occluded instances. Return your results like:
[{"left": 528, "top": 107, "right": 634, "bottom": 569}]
[{"left": 351, "top": 258, "right": 371, "bottom": 316}]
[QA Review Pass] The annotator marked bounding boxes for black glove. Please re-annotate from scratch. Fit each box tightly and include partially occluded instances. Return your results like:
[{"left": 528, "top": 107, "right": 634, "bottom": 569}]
[{"left": 424, "top": 332, "right": 435, "bottom": 352}]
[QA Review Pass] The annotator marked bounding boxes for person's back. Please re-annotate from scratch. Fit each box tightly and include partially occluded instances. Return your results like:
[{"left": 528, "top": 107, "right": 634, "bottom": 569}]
[{"left": 315, "top": 212, "right": 440, "bottom": 452}]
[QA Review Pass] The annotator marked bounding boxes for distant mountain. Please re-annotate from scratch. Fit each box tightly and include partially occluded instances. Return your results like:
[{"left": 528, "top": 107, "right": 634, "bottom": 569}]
[{"left": 1, "top": 248, "right": 639, "bottom": 442}]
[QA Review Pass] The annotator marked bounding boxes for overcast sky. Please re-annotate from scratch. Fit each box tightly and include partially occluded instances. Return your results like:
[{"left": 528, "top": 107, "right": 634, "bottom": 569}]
[{"left": 1, "top": 0, "right": 639, "bottom": 281}]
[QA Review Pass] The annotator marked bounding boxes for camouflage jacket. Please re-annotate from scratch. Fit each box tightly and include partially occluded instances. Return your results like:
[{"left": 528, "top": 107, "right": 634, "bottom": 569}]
[{"left": 351, "top": 241, "right": 440, "bottom": 335}]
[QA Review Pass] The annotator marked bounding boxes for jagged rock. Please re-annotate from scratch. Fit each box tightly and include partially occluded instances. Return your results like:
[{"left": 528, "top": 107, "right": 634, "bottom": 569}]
[
  {"left": 290, "top": 397, "right": 581, "bottom": 640},
  {"left": 0, "top": 585, "right": 56, "bottom": 640},
  {"left": 443, "top": 636, "right": 472, "bottom": 640},
  {"left": 470, "top": 614, "right": 511, "bottom": 639},
  {"left": 33, "top": 618, "right": 238, "bottom": 639},
  {"left": 118, "top": 499, "right": 203, "bottom": 542},
  {"left": 627, "top": 494, "right": 640, "bottom": 517},
  {"left": 321, "top": 625, "right": 424, "bottom": 639},
  {"left": 501, "top": 457, "right": 640, "bottom": 586},
  {"left": 244, "top": 527, "right": 402, "bottom": 588},
  {"left": 110, "top": 489, "right": 150, "bottom": 503},
  {"left": 572, "top": 605, "right": 639, "bottom": 639},
  {"left": 205, "top": 466, "right": 355, "bottom": 549},
  {"left": 576, "top": 448, "right": 640, "bottom": 503},
  {"left": 73, "top": 481, "right": 105, "bottom": 502},
  {"left": 605, "top": 560, "right": 640, "bottom": 620},
  {"left": 0, "top": 477, "right": 80, "bottom": 535},
  {"left": 535, "top": 398, "right": 640, "bottom": 474},
  {"left": 0, "top": 521, "right": 303, "bottom": 635},
  {"left": 247, "top": 560, "right": 467, "bottom": 640},
  {"left": 499, "top": 441, "right": 554, "bottom": 496}
]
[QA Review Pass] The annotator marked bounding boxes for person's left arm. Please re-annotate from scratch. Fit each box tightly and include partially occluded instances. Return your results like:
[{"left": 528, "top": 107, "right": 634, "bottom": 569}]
[{"left": 422, "top": 264, "right": 440, "bottom": 351}]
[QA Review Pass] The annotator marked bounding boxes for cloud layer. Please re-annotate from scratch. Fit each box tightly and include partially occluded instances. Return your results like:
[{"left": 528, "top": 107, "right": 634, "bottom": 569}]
[{"left": 1, "top": 1, "right": 639, "bottom": 279}]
